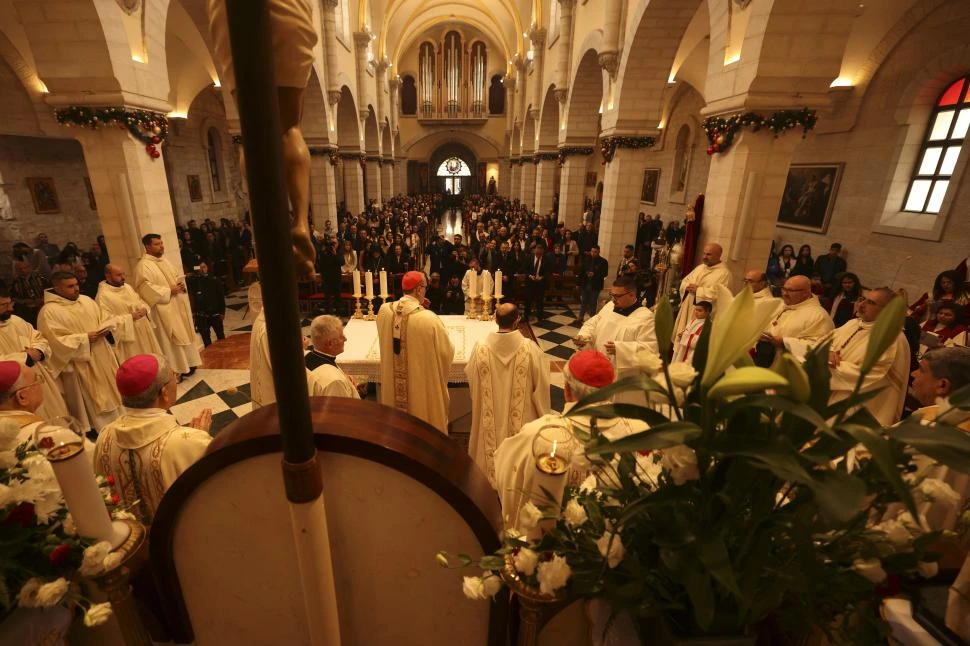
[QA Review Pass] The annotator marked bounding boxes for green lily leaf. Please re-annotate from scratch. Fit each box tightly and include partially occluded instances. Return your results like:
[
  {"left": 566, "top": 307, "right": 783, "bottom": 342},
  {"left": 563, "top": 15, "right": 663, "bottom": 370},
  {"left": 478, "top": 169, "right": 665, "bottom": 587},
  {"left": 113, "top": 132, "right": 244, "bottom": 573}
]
[
  {"left": 569, "top": 374, "right": 667, "bottom": 415},
  {"left": 655, "top": 292, "right": 674, "bottom": 357},
  {"left": 860, "top": 295, "right": 906, "bottom": 377},
  {"left": 576, "top": 403, "right": 674, "bottom": 427},
  {"left": 774, "top": 352, "right": 811, "bottom": 403},
  {"left": 804, "top": 339, "right": 833, "bottom": 412},
  {"left": 696, "top": 538, "right": 742, "bottom": 599},
  {"left": 890, "top": 418, "right": 970, "bottom": 474},
  {"left": 707, "top": 367, "right": 788, "bottom": 400},
  {"left": 683, "top": 569, "right": 715, "bottom": 632},
  {"left": 587, "top": 421, "right": 704, "bottom": 455},
  {"left": 837, "top": 422, "right": 918, "bottom": 519}
]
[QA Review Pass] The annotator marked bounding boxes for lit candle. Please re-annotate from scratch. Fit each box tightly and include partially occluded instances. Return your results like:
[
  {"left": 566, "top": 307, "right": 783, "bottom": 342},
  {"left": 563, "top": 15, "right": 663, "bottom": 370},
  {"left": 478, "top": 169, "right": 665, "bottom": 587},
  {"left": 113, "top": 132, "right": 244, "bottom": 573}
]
[
  {"left": 469, "top": 270, "right": 478, "bottom": 298},
  {"left": 379, "top": 270, "right": 388, "bottom": 297},
  {"left": 494, "top": 270, "right": 503, "bottom": 298},
  {"left": 353, "top": 270, "right": 361, "bottom": 297},
  {"left": 365, "top": 271, "right": 374, "bottom": 299},
  {"left": 480, "top": 270, "right": 493, "bottom": 299}
]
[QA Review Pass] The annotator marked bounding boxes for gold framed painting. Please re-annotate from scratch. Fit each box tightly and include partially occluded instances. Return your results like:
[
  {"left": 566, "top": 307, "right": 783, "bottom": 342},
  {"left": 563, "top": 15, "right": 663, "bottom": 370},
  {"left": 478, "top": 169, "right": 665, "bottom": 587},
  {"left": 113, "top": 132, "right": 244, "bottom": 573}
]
[{"left": 26, "top": 177, "right": 60, "bottom": 214}]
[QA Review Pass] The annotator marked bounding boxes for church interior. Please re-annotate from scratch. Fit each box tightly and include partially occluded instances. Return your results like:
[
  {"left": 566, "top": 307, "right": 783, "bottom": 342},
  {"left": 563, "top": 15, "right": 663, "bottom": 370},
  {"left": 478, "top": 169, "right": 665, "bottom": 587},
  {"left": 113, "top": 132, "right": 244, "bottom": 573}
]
[{"left": 4, "top": 0, "right": 970, "bottom": 644}]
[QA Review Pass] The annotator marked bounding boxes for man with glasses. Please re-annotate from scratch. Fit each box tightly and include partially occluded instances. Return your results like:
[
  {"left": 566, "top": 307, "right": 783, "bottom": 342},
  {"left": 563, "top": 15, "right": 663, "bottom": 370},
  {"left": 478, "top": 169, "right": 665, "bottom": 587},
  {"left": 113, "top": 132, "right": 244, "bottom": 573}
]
[
  {"left": 754, "top": 275, "right": 831, "bottom": 367},
  {"left": 0, "top": 361, "right": 57, "bottom": 447},
  {"left": 575, "top": 276, "right": 659, "bottom": 404}
]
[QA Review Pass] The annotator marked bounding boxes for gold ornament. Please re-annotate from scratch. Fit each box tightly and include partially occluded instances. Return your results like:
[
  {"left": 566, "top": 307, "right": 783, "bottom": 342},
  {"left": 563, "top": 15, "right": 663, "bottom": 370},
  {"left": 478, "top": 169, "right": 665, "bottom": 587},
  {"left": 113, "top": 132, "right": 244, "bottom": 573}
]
[{"left": 152, "top": 126, "right": 161, "bottom": 135}]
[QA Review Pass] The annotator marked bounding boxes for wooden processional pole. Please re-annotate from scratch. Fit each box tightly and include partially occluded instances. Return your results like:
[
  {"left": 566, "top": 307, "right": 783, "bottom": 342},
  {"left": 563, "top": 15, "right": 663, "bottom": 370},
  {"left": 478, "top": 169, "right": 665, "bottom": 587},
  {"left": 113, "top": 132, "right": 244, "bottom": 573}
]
[{"left": 223, "top": 2, "right": 341, "bottom": 644}]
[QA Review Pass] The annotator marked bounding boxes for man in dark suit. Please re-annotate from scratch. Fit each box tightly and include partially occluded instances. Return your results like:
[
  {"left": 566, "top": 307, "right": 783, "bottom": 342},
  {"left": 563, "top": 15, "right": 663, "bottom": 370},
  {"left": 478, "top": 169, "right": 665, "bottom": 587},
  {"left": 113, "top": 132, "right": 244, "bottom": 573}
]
[
  {"left": 315, "top": 237, "right": 343, "bottom": 314},
  {"left": 521, "top": 242, "right": 550, "bottom": 321},
  {"left": 187, "top": 262, "right": 226, "bottom": 346}
]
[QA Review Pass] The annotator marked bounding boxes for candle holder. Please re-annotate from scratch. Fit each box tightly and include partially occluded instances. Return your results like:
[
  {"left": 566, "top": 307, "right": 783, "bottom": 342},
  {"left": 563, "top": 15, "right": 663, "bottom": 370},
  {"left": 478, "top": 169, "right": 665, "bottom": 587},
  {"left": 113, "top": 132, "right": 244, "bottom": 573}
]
[
  {"left": 494, "top": 294, "right": 503, "bottom": 319},
  {"left": 466, "top": 296, "right": 479, "bottom": 319},
  {"left": 528, "top": 423, "right": 576, "bottom": 538},
  {"left": 352, "top": 295, "right": 364, "bottom": 319},
  {"left": 365, "top": 296, "right": 376, "bottom": 320},
  {"left": 89, "top": 518, "right": 152, "bottom": 646},
  {"left": 380, "top": 292, "right": 391, "bottom": 304},
  {"left": 480, "top": 295, "right": 493, "bottom": 321}
]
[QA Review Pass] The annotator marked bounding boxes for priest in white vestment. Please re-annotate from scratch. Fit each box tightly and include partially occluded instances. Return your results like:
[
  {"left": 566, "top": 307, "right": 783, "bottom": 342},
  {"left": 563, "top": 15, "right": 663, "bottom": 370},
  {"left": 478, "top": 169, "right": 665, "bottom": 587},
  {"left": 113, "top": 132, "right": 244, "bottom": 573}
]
[
  {"left": 96, "top": 264, "right": 162, "bottom": 363},
  {"left": 377, "top": 271, "right": 454, "bottom": 434},
  {"left": 576, "top": 276, "right": 659, "bottom": 404},
  {"left": 305, "top": 315, "right": 359, "bottom": 399},
  {"left": 38, "top": 272, "right": 121, "bottom": 431},
  {"left": 0, "top": 291, "right": 69, "bottom": 421},
  {"left": 94, "top": 354, "right": 212, "bottom": 524},
  {"left": 827, "top": 288, "right": 910, "bottom": 426},
  {"left": 249, "top": 310, "right": 332, "bottom": 408},
  {"left": 460, "top": 258, "right": 483, "bottom": 315},
  {"left": 673, "top": 243, "right": 733, "bottom": 342},
  {"left": 744, "top": 270, "right": 773, "bottom": 301},
  {"left": 756, "top": 276, "right": 834, "bottom": 365},
  {"left": 493, "top": 350, "right": 647, "bottom": 527},
  {"left": 133, "top": 234, "right": 201, "bottom": 376},
  {"left": 465, "top": 303, "right": 549, "bottom": 484}
]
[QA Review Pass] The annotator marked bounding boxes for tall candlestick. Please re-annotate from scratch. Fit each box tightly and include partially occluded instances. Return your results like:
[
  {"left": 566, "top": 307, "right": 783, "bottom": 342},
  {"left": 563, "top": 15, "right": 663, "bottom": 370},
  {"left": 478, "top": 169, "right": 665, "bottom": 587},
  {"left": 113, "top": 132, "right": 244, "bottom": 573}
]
[
  {"left": 469, "top": 270, "right": 478, "bottom": 298},
  {"left": 365, "top": 271, "right": 374, "bottom": 299},
  {"left": 481, "top": 270, "right": 493, "bottom": 300},
  {"left": 494, "top": 270, "right": 503, "bottom": 298},
  {"left": 353, "top": 270, "right": 361, "bottom": 297},
  {"left": 379, "top": 270, "right": 388, "bottom": 297}
]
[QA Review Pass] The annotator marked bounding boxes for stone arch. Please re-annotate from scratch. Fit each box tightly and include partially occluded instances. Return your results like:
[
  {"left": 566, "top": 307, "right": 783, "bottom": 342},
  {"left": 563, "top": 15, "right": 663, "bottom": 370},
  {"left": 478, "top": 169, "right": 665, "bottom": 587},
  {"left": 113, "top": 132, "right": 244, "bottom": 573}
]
[
  {"left": 521, "top": 109, "right": 536, "bottom": 155},
  {"left": 536, "top": 84, "right": 559, "bottom": 151},
  {"left": 303, "top": 65, "right": 330, "bottom": 143},
  {"left": 563, "top": 48, "right": 603, "bottom": 145},
  {"left": 611, "top": 0, "right": 703, "bottom": 131},
  {"left": 0, "top": 34, "right": 44, "bottom": 135},
  {"left": 364, "top": 106, "right": 380, "bottom": 154},
  {"left": 337, "top": 85, "right": 361, "bottom": 150}
]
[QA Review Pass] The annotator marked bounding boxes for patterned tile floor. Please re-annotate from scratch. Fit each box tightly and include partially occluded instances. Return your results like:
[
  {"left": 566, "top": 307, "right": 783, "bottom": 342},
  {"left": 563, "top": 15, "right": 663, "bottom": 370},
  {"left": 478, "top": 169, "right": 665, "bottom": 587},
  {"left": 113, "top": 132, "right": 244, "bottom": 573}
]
[{"left": 170, "top": 288, "right": 586, "bottom": 437}]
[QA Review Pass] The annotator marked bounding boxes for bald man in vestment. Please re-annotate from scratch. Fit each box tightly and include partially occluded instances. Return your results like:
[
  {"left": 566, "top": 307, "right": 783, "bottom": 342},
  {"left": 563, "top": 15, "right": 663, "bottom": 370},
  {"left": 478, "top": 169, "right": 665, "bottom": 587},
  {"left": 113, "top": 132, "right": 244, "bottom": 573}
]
[
  {"left": 38, "top": 272, "right": 121, "bottom": 431},
  {"left": 465, "top": 304, "right": 549, "bottom": 484},
  {"left": 744, "top": 270, "right": 773, "bottom": 301},
  {"left": 755, "top": 276, "right": 833, "bottom": 366},
  {"left": 0, "top": 289, "right": 69, "bottom": 421},
  {"left": 673, "top": 243, "right": 732, "bottom": 342},
  {"left": 96, "top": 264, "right": 162, "bottom": 363},
  {"left": 377, "top": 271, "right": 454, "bottom": 434},
  {"left": 827, "top": 288, "right": 910, "bottom": 426}
]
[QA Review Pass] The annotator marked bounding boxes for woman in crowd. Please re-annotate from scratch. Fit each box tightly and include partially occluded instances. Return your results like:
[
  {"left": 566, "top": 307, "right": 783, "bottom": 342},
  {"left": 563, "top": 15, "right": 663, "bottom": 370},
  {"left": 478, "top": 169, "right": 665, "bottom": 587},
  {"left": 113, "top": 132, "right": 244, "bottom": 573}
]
[
  {"left": 777, "top": 244, "right": 797, "bottom": 281},
  {"left": 927, "top": 270, "right": 970, "bottom": 321},
  {"left": 829, "top": 272, "right": 864, "bottom": 327},
  {"left": 793, "top": 244, "right": 815, "bottom": 277},
  {"left": 340, "top": 239, "right": 358, "bottom": 273},
  {"left": 564, "top": 230, "right": 580, "bottom": 275},
  {"left": 921, "top": 302, "right": 967, "bottom": 345}
]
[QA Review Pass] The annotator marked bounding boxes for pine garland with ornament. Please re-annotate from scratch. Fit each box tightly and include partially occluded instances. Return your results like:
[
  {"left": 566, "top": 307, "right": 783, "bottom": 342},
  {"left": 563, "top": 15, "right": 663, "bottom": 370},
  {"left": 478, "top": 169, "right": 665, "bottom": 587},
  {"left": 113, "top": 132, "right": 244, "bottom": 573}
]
[
  {"left": 600, "top": 136, "right": 656, "bottom": 164},
  {"left": 532, "top": 152, "right": 559, "bottom": 165},
  {"left": 702, "top": 108, "right": 817, "bottom": 155},
  {"left": 54, "top": 107, "right": 168, "bottom": 159},
  {"left": 557, "top": 146, "right": 594, "bottom": 167}
]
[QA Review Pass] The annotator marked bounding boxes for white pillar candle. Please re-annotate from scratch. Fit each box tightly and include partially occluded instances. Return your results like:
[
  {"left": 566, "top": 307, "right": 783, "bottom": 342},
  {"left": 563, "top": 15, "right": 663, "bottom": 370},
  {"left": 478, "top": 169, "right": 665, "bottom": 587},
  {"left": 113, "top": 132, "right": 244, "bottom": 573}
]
[
  {"left": 353, "top": 270, "right": 361, "bottom": 297},
  {"left": 379, "top": 270, "right": 388, "bottom": 297},
  {"left": 469, "top": 270, "right": 478, "bottom": 298},
  {"left": 481, "top": 270, "right": 493, "bottom": 299},
  {"left": 365, "top": 271, "right": 374, "bottom": 298},
  {"left": 494, "top": 270, "right": 503, "bottom": 298}
]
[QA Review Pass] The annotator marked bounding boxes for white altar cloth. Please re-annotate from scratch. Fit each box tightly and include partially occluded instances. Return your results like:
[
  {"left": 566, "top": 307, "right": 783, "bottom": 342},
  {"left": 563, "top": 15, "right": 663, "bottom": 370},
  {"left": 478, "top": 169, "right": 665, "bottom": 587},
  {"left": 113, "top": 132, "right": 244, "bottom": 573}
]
[{"left": 338, "top": 314, "right": 498, "bottom": 383}]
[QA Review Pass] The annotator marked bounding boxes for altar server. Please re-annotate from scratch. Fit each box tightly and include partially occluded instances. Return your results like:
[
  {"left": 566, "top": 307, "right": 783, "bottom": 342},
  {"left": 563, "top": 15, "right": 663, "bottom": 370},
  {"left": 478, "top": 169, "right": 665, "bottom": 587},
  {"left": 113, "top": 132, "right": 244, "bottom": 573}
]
[
  {"left": 673, "top": 243, "right": 732, "bottom": 342},
  {"left": 377, "top": 271, "right": 454, "bottom": 434},
  {"left": 460, "top": 258, "right": 483, "bottom": 315},
  {"left": 306, "top": 315, "right": 359, "bottom": 399},
  {"left": 38, "top": 272, "right": 121, "bottom": 431},
  {"left": 465, "top": 303, "right": 549, "bottom": 484},
  {"left": 94, "top": 354, "right": 212, "bottom": 523},
  {"left": 96, "top": 264, "right": 162, "bottom": 363}
]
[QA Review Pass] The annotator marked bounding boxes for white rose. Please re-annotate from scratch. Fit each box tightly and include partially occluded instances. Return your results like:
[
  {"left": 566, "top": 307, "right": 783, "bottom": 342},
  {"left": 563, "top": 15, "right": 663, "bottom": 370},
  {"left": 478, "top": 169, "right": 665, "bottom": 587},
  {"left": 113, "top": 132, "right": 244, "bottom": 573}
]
[
  {"left": 852, "top": 558, "right": 887, "bottom": 584},
  {"left": 564, "top": 498, "right": 588, "bottom": 527},
  {"left": 662, "top": 446, "right": 700, "bottom": 486},
  {"left": 17, "top": 578, "right": 41, "bottom": 608},
  {"left": 897, "top": 511, "right": 930, "bottom": 533},
  {"left": 636, "top": 349, "right": 663, "bottom": 375},
  {"left": 481, "top": 572, "right": 503, "bottom": 597},
  {"left": 874, "top": 519, "right": 911, "bottom": 547},
  {"left": 666, "top": 362, "right": 698, "bottom": 388},
  {"left": 462, "top": 576, "right": 488, "bottom": 601},
  {"left": 514, "top": 548, "right": 539, "bottom": 576},
  {"left": 62, "top": 514, "right": 77, "bottom": 536},
  {"left": 518, "top": 502, "right": 543, "bottom": 531},
  {"left": 918, "top": 478, "right": 962, "bottom": 506},
  {"left": 112, "top": 510, "right": 136, "bottom": 521},
  {"left": 34, "top": 578, "right": 69, "bottom": 607},
  {"left": 917, "top": 561, "right": 939, "bottom": 579},
  {"left": 79, "top": 541, "right": 113, "bottom": 576},
  {"left": 0, "top": 419, "right": 21, "bottom": 452},
  {"left": 536, "top": 555, "right": 572, "bottom": 595},
  {"left": 579, "top": 474, "right": 598, "bottom": 495},
  {"left": 83, "top": 602, "right": 113, "bottom": 627},
  {"left": 102, "top": 552, "right": 124, "bottom": 571},
  {"left": 595, "top": 532, "right": 625, "bottom": 568}
]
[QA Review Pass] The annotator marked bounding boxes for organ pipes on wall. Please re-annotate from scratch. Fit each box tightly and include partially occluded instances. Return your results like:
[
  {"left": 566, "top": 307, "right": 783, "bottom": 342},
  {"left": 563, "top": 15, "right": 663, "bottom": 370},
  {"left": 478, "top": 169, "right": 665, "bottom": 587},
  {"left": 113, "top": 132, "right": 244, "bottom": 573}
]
[{"left": 415, "top": 34, "right": 490, "bottom": 118}]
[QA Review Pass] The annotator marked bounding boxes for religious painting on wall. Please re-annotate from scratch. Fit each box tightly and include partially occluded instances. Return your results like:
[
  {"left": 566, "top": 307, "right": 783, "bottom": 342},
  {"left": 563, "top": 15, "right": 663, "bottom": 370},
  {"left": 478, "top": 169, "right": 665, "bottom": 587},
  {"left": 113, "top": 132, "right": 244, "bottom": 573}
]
[
  {"left": 640, "top": 168, "right": 661, "bottom": 205},
  {"left": 26, "top": 177, "right": 59, "bottom": 214},
  {"left": 187, "top": 175, "right": 203, "bottom": 202},
  {"left": 477, "top": 162, "right": 487, "bottom": 191},
  {"left": 585, "top": 172, "right": 597, "bottom": 187},
  {"left": 83, "top": 177, "right": 97, "bottom": 210},
  {"left": 776, "top": 163, "right": 844, "bottom": 233}
]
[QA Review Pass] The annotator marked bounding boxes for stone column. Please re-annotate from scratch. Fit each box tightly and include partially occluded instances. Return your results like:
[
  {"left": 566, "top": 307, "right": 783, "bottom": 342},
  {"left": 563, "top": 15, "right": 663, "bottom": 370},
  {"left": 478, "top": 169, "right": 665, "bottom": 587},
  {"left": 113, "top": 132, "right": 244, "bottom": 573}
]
[
  {"left": 375, "top": 59, "right": 390, "bottom": 124},
  {"left": 600, "top": 145, "right": 655, "bottom": 271},
  {"left": 514, "top": 58, "right": 528, "bottom": 123},
  {"left": 498, "top": 159, "right": 511, "bottom": 196},
  {"left": 700, "top": 130, "right": 801, "bottom": 283},
  {"left": 353, "top": 31, "right": 373, "bottom": 112},
  {"left": 534, "top": 155, "right": 558, "bottom": 216},
  {"left": 556, "top": 0, "right": 577, "bottom": 92},
  {"left": 76, "top": 127, "right": 182, "bottom": 276},
  {"left": 308, "top": 145, "right": 338, "bottom": 231},
  {"left": 395, "top": 157, "right": 408, "bottom": 195},
  {"left": 341, "top": 154, "right": 366, "bottom": 215},
  {"left": 381, "top": 159, "right": 394, "bottom": 200},
  {"left": 503, "top": 75, "right": 516, "bottom": 133},
  {"left": 528, "top": 29, "right": 547, "bottom": 113},
  {"left": 321, "top": 0, "right": 341, "bottom": 101},
  {"left": 558, "top": 151, "right": 591, "bottom": 228},
  {"left": 510, "top": 160, "right": 522, "bottom": 200},
  {"left": 388, "top": 78, "right": 400, "bottom": 133},
  {"left": 364, "top": 157, "right": 382, "bottom": 205},
  {"left": 520, "top": 160, "right": 537, "bottom": 211},
  {"left": 599, "top": 0, "right": 622, "bottom": 80}
]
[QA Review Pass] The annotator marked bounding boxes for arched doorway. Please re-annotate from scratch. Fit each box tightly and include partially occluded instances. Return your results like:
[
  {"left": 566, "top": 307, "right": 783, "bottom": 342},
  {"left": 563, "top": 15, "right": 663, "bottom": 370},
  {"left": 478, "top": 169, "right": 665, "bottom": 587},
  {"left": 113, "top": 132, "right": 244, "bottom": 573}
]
[
  {"left": 429, "top": 143, "right": 478, "bottom": 195},
  {"left": 436, "top": 157, "right": 472, "bottom": 194}
]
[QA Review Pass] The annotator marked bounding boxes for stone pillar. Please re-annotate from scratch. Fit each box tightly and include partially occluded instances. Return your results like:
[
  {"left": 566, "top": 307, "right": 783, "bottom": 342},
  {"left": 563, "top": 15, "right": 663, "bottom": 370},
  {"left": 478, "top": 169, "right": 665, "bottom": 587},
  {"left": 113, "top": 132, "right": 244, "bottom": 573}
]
[
  {"left": 558, "top": 152, "right": 590, "bottom": 228},
  {"left": 600, "top": 146, "right": 654, "bottom": 271},
  {"left": 520, "top": 161, "right": 537, "bottom": 211},
  {"left": 528, "top": 29, "right": 547, "bottom": 114},
  {"left": 504, "top": 76, "right": 516, "bottom": 133},
  {"left": 321, "top": 0, "right": 341, "bottom": 101},
  {"left": 700, "top": 130, "right": 801, "bottom": 283},
  {"left": 556, "top": 0, "right": 577, "bottom": 92},
  {"left": 308, "top": 146, "right": 338, "bottom": 231},
  {"left": 395, "top": 157, "right": 408, "bottom": 195},
  {"left": 599, "top": 0, "right": 621, "bottom": 80},
  {"left": 353, "top": 32, "right": 373, "bottom": 111},
  {"left": 534, "top": 156, "right": 557, "bottom": 216},
  {"left": 514, "top": 58, "right": 528, "bottom": 122},
  {"left": 510, "top": 160, "right": 522, "bottom": 200},
  {"left": 342, "top": 154, "right": 365, "bottom": 215},
  {"left": 498, "top": 159, "right": 511, "bottom": 197},
  {"left": 388, "top": 78, "right": 400, "bottom": 133},
  {"left": 364, "top": 158, "right": 382, "bottom": 205},
  {"left": 76, "top": 127, "right": 182, "bottom": 276},
  {"left": 375, "top": 59, "right": 390, "bottom": 124},
  {"left": 381, "top": 159, "right": 394, "bottom": 200}
]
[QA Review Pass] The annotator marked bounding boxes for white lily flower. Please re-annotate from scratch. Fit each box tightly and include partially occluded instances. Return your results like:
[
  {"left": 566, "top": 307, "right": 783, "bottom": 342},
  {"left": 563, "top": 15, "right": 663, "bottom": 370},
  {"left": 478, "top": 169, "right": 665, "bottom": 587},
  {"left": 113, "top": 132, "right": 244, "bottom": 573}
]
[{"left": 702, "top": 285, "right": 783, "bottom": 387}]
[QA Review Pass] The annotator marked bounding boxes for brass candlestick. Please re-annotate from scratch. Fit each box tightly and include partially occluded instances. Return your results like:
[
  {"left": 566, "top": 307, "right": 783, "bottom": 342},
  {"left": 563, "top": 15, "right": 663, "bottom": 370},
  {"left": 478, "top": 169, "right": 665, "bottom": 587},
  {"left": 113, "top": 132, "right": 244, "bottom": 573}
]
[
  {"left": 467, "top": 296, "right": 479, "bottom": 319},
  {"left": 365, "top": 296, "right": 376, "bottom": 320},
  {"left": 88, "top": 519, "right": 152, "bottom": 646},
  {"left": 352, "top": 295, "right": 364, "bottom": 319},
  {"left": 480, "top": 296, "right": 493, "bottom": 321}
]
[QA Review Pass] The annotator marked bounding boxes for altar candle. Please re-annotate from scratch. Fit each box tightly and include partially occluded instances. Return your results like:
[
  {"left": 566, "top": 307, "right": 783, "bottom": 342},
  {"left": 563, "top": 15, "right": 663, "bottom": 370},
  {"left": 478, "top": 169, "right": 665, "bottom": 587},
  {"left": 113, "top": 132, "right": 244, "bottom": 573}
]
[
  {"left": 365, "top": 271, "right": 374, "bottom": 298},
  {"left": 469, "top": 270, "right": 478, "bottom": 298},
  {"left": 353, "top": 270, "right": 362, "bottom": 297},
  {"left": 494, "top": 270, "right": 503, "bottom": 298},
  {"left": 481, "top": 270, "right": 493, "bottom": 299},
  {"left": 379, "top": 270, "right": 388, "bottom": 297}
]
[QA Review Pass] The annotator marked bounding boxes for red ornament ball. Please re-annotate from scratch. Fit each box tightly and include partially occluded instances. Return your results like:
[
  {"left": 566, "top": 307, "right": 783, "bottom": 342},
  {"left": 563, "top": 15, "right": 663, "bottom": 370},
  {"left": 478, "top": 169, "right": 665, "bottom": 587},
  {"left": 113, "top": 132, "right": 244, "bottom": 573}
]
[
  {"left": 49, "top": 543, "right": 71, "bottom": 567},
  {"left": 151, "top": 135, "right": 161, "bottom": 144},
  {"left": 145, "top": 144, "right": 154, "bottom": 153},
  {"left": 111, "top": 494, "right": 121, "bottom": 505},
  {"left": 106, "top": 474, "right": 116, "bottom": 487},
  {"left": 706, "top": 146, "right": 715, "bottom": 155},
  {"left": 152, "top": 150, "right": 161, "bottom": 159}
]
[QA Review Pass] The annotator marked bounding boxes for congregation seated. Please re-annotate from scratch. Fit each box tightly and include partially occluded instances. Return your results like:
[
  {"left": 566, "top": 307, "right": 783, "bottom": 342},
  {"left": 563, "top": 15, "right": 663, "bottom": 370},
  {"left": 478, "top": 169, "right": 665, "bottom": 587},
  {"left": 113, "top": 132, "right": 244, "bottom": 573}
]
[{"left": 920, "top": 302, "right": 967, "bottom": 350}]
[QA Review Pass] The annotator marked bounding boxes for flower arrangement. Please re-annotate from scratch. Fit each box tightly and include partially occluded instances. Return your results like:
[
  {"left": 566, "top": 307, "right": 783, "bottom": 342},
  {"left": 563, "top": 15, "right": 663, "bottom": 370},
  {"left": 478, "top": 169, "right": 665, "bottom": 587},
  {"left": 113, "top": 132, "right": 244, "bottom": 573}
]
[
  {"left": 440, "top": 287, "right": 970, "bottom": 642},
  {"left": 0, "top": 425, "right": 128, "bottom": 627}
]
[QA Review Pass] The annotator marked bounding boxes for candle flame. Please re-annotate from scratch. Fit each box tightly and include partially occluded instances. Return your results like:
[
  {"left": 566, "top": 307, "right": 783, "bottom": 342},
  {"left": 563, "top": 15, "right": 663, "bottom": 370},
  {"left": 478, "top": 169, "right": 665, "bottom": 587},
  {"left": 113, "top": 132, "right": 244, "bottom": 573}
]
[{"left": 550, "top": 440, "right": 557, "bottom": 459}]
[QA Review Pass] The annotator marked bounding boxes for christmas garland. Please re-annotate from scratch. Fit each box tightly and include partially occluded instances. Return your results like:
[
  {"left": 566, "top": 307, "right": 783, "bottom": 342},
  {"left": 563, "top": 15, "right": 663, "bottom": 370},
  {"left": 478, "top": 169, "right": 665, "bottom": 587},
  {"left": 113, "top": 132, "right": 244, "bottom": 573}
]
[
  {"left": 308, "top": 146, "right": 340, "bottom": 166},
  {"left": 600, "top": 136, "right": 656, "bottom": 164},
  {"left": 557, "top": 146, "right": 594, "bottom": 167},
  {"left": 54, "top": 106, "right": 168, "bottom": 159},
  {"left": 532, "top": 152, "right": 559, "bottom": 164},
  {"left": 702, "top": 108, "right": 817, "bottom": 155},
  {"left": 231, "top": 134, "right": 243, "bottom": 145}
]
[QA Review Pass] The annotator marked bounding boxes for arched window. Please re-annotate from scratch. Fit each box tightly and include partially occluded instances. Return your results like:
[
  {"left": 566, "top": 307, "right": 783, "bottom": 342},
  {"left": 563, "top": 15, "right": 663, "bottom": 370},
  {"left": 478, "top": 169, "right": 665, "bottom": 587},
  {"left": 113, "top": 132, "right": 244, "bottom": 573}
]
[
  {"left": 206, "top": 127, "right": 223, "bottom": 194},
  {"left": 400, "top": 75, "right": 417, "bottom": 115},
  {"left": 903, "top": 76, "right": 970, "bottom": 214},
  {"left": 488, "top": 75, "right": 505, "bottom": 115},
  {"left": 436, "top": 157, "right": 471, "bottom": 194}
]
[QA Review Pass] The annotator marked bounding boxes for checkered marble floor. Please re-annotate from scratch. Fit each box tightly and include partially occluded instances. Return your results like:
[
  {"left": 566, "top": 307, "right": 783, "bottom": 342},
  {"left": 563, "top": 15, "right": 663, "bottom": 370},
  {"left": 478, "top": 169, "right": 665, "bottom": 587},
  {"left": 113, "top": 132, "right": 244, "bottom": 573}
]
[{"left": 170, "top": 289, "right": 585, "bottom": 436}]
